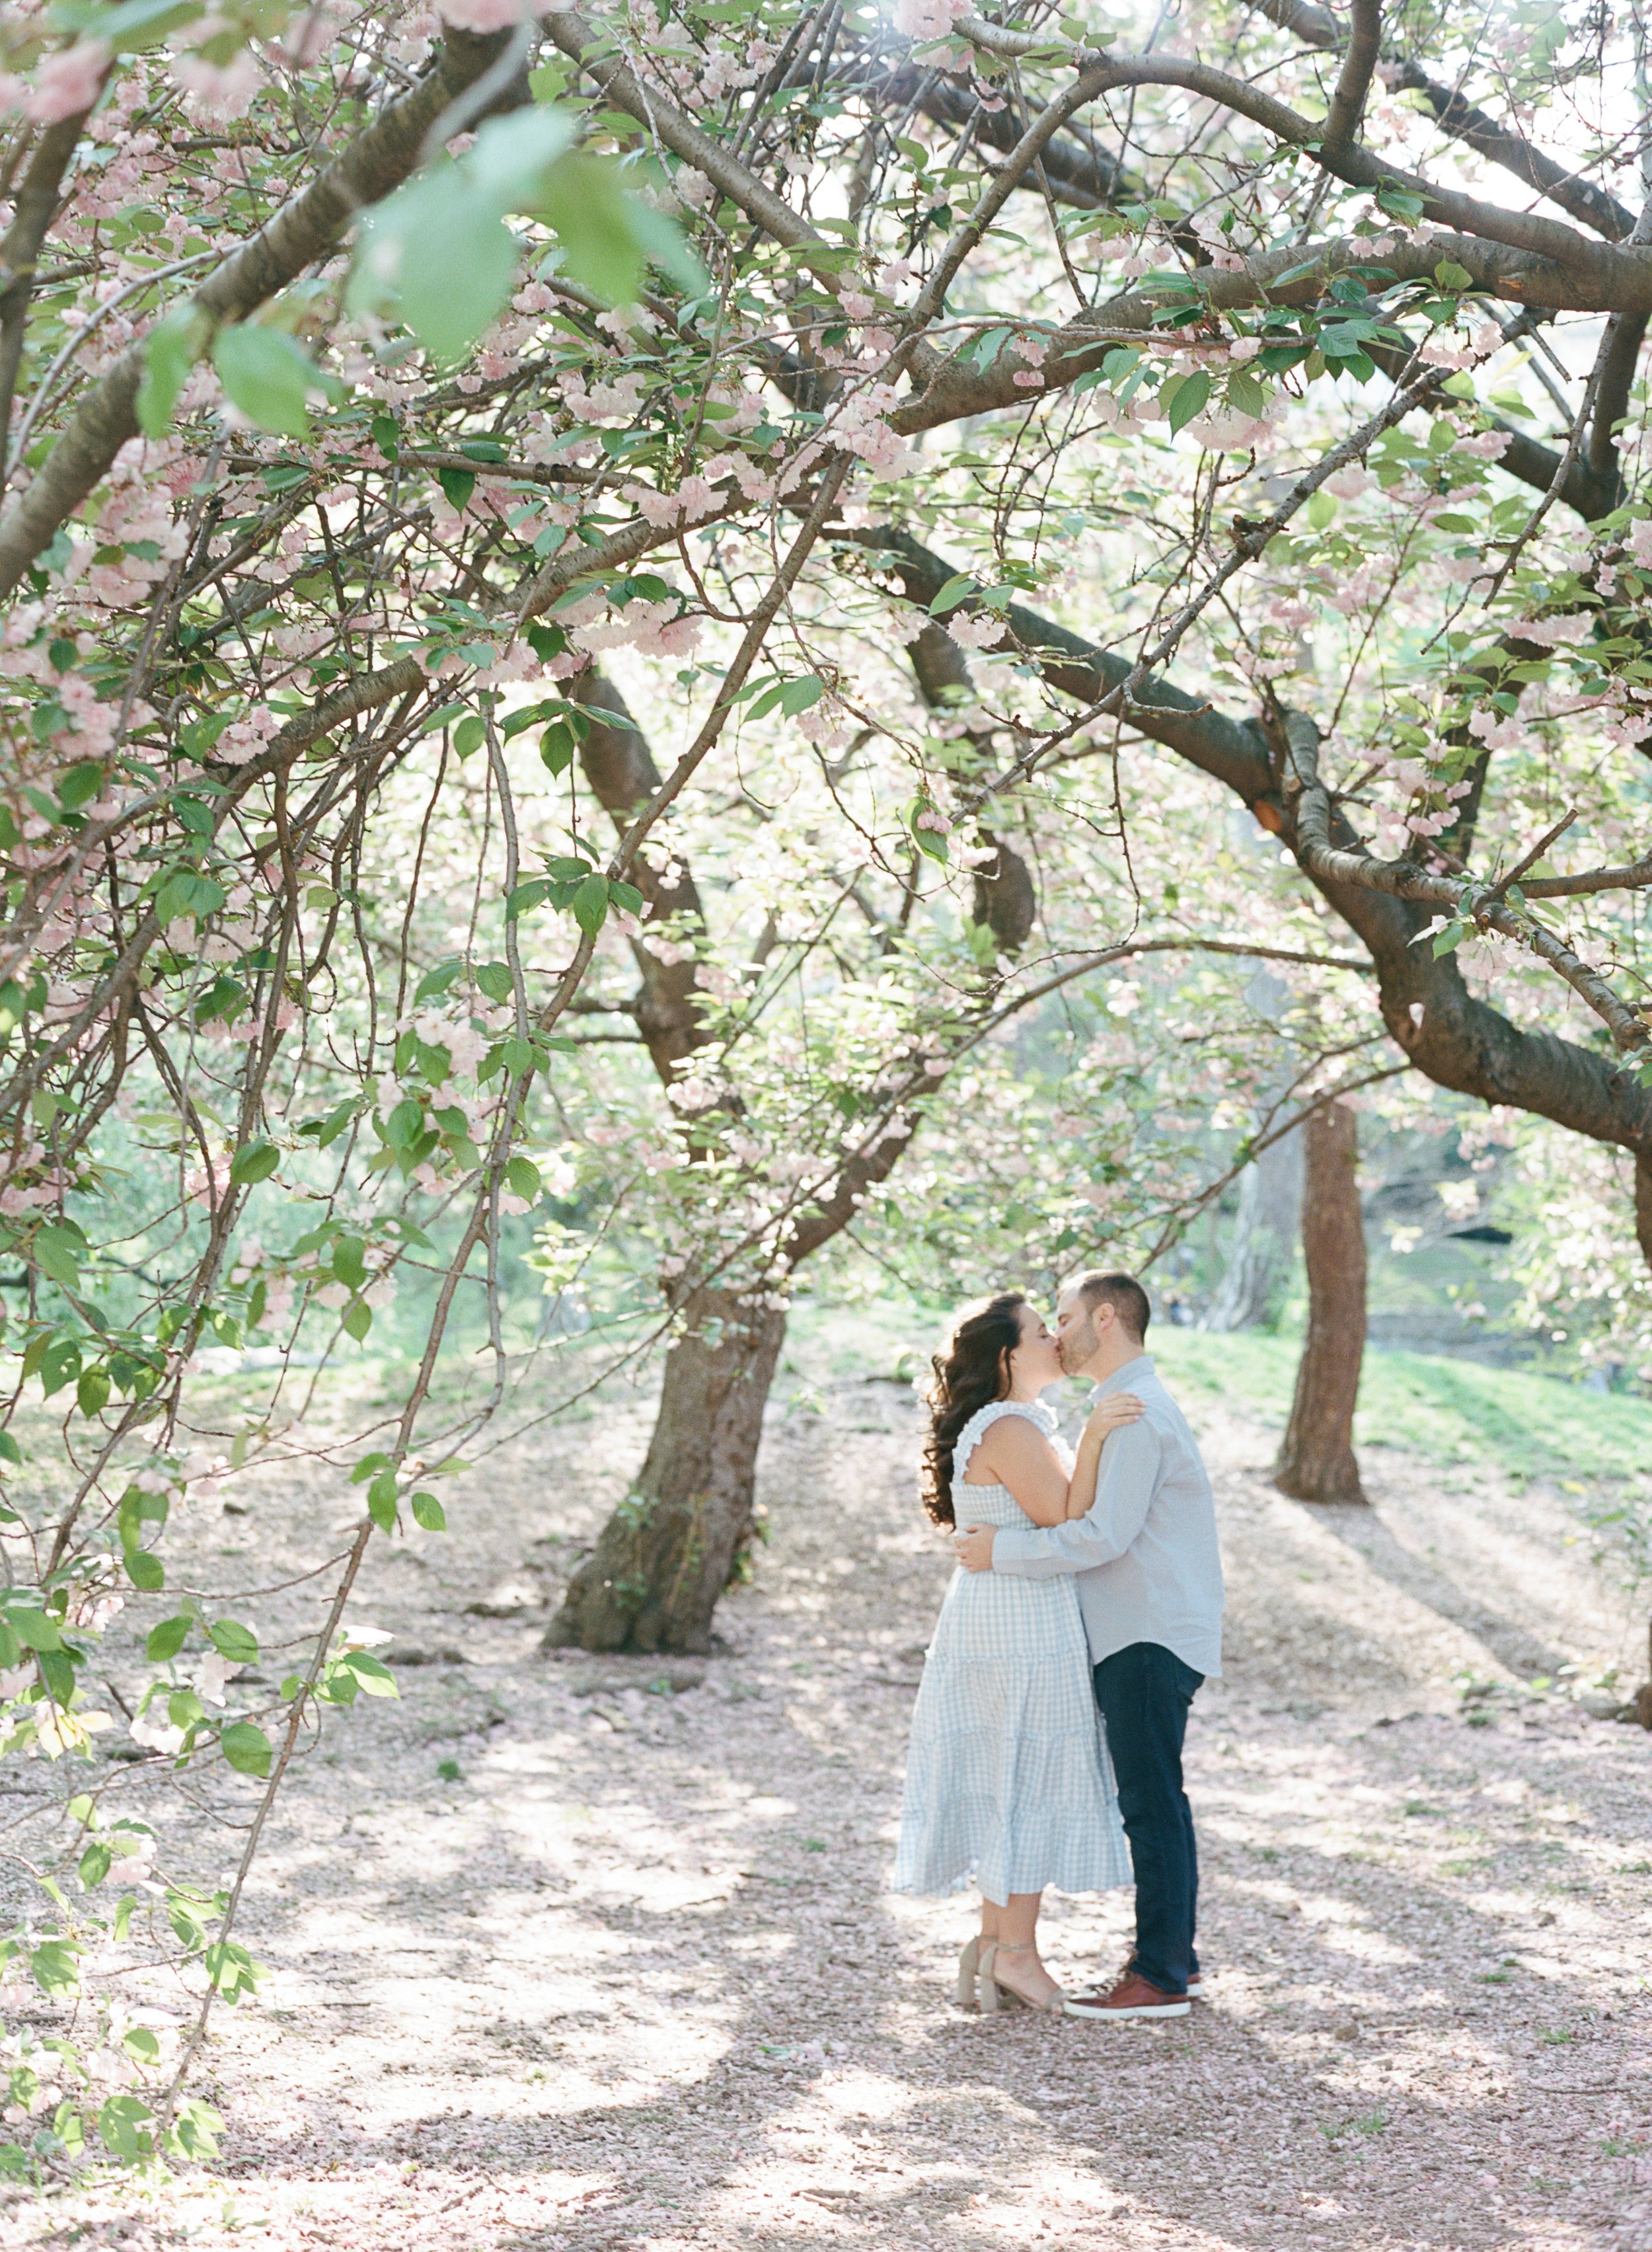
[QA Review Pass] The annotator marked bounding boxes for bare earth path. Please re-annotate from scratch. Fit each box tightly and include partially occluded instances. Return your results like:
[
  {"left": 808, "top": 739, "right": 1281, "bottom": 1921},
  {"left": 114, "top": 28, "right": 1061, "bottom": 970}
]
[{"left": 4, "top": 1366, "right": 1649, "bottom": 2252}]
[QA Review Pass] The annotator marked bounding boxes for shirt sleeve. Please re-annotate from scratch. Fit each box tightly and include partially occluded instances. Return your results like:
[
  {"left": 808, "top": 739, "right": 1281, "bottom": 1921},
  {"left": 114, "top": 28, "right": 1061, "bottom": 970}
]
[{"left": 991, "top": 1417, "right": 1163, "bottom": 1578}]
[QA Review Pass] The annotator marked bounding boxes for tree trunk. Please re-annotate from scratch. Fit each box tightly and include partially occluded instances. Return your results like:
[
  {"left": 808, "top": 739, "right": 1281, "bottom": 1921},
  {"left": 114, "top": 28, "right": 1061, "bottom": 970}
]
[
  {"left": 1274, "top": 1100, "right": 1367, "bottom": 1504},
  {"left": 543, "top": 1288, "right": 788, "bottom": 1654},
  {"left": 545, "top": 623, "right": 1029, "bottom": 1656},
  {"left": 1205, "top": 1126, "right": 1302, "bottom": 1331}
]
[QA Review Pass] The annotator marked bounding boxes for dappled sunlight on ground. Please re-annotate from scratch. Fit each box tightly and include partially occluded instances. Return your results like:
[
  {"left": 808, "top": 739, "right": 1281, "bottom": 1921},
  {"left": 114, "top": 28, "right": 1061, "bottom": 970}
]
[{"left": 2, "top": 1369, "right": 1647, "bottom": 2251}]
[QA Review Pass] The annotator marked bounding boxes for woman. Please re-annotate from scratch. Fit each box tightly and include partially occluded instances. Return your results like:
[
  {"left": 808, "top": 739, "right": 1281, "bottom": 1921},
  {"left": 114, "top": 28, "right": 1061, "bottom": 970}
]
[{"left": 892, "top": 1292, "right": 1142, "bottom": 2013}]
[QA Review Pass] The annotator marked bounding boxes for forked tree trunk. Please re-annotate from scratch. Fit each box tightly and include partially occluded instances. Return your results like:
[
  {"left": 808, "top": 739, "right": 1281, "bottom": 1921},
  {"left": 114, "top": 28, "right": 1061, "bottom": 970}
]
[
  {"left": 543, "top": 1287, "right": 788, "bottom": 1654},
  {"left": 1274, "top": 1099, "right": 1367, "bottom": 1504}
]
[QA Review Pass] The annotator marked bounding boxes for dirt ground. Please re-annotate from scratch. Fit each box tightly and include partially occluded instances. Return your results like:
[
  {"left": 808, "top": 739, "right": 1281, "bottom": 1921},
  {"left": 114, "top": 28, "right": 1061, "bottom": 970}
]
[{"left": 3, "top": 1358, "right": 1649, "bottom": 2252}]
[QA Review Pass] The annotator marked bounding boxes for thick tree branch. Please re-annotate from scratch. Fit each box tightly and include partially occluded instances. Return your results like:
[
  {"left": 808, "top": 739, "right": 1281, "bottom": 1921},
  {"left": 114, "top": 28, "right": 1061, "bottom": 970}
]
[
  {"left": 893, "top": 230, "right": 1652, "bottom": 438},
  {"left": 1323, "top": 0, "right": 1382, "bottom": 156},
  {"left": 572, "top": 670, "right": 709, "bottom": 1083},
  {"left": 0, "top": 26, "right": 521, "bottom": 601},
  {"left": 1385, "top": 61, "right": 1637, "bottom": 244},
  {"left": 1244, "top": 0, "right": 1636, "bottom": 241},
  {"left": 1278, "top": 711, "right": 1652, "bottom": 1054},
  {"left": 905, "top": 75, "right": 1131, "bottom": 208},
  {"left": 862, "top": 527, "right": 1652, "bottom": 1192},
  {"left": 0, "top": 104, "right": 100, "bottom": 490},
  {"left": 1587, "top": 310, "right": 1647, "bottom": 497},
  {"left": 846, "top": 525, "right": 1275, "bottom": 804},
  {"left": 542, "top": 5, "right": 890, "bottom": 317}
]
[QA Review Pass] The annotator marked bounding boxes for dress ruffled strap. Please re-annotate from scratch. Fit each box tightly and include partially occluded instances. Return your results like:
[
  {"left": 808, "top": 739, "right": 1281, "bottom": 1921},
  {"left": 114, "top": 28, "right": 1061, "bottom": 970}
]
[{"left": 954, "top": 1396, "right": 1058, "bottom": 1484}]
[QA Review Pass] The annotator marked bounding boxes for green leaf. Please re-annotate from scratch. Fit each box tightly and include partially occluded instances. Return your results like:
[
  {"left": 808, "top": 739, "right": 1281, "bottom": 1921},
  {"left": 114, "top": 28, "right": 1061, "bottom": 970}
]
[
  {"left": 371, "top": 410, "right": 399, "bottom": 460},
  {"left": 57, "top": 759, "right": 105, "bottom": 810},
  {"left": 506, "top": 1155, "right": 541, "bottom": 1201},
  {"left": 229, "top": 1140, "right": 279, "bottom": 1188},
  {"left": 351, "top": 169, "right": 519, "bottom": 364},
  {"left": 28, "top": 1940, "right": 81, "bottom": 1996},
  {"left": 909, "top": 804, "right": 950, "bottom": 864},
  {"left": 1307, "top": 490, "right": 1337, "bottom": 529},
  {"left": 342, "top": 1299, "right": 373, "bottom": 1343},
  {"left": 1166, "top": 369, "right": 1212, "bottom": 434},
  {"left": 779, "top": 675, "right": 825, "bottom": 717},
  {"left": 385, "top": 1097, "right": 423, "bottom": 1147},
  {"left": 212, "top": 325, "right": 318, "bottom": 439},
  {"left": 136, "top": 305, "right": 204, "bottom": 438},
  {"left": 338, "top": 1650, "right": 398, "bottom": 1697},
  {"left": 1226, "top": 369, "right": 1267, "bottom": 418},
  {"left": 124, "top": 1548, "right": 165, "bottom": 1592},
  {"left": 219, "top": 1720, "right": 272, "bottom": 1777},
  {"left": 571, "top": 873, "right": 610, "bottom": 936},
  {"left": 1376, "top": 185, "right": 1425, "bottom": 222},
  {"left": 33, "top": 1223, "right": 82, "bottom": 1290},
  {"left": 6, "top": 1608, "right": 61, "bottom": 1653},
  {"left": 410, "top": 1491, "right": 447, "bottom": 1532},
  {"left": 453, "top": 712, "right": 486, "bottom": 756},
  {"left": 167, "top": 2097, "right": 225, "bottom": 2159},
  {"left": 439, "top": 466, "right": 477, "bottom": 512},
  {"left": 414, "top": 957, "right": 464, "bottom": 1005},
  {"left": 146, "top": 1616, "right": 191, "bottom": 1663},
  {"left": 541, "top": 719, "right": 577, "bottom": 777},
  {"left": 624, "top": 196, "right": 706, "bottom": 294},
  {"left": 96, "top": 2093, "right": 153, "bottom": 2161},
  {"left": 54, "top": 0, "right": 202, "bottom": 52},
  {"left": 466, "top": 104, "right": 578, "bottom": 202},
  {"left": 962, "top": 323, "right": 1014, "bottom": 371},
  {"left": 207, "top": 1619, "right": 258, "bottom": 1664},
  {"left": 928, "top": 573, "right": 976, "bottom": 618},
  {"left": 476, "top": 960, "right": 513, "bottom": 1002},
  {"left": 75, "top": 1367, "right": 110, "bottom": 1418},
  {"left": 533, "top": 151, "right": 649, "bottom": 305}
]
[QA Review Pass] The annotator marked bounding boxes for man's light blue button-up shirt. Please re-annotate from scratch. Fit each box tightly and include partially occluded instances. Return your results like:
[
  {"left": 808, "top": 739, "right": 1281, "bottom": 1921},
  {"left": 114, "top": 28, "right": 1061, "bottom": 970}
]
[{"left": 989, "top": 1354, "right": 1224, "bottom": 1678}]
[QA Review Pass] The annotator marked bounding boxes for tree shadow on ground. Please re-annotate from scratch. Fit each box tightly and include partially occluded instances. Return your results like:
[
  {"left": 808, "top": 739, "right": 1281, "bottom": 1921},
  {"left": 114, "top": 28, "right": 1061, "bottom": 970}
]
[
  {"left": 1293, "top": 1495, "right": 1570, "bottom": 1680},
  {"left": 190, "top": 1691, "right": 1635, "bottom": 2252}
]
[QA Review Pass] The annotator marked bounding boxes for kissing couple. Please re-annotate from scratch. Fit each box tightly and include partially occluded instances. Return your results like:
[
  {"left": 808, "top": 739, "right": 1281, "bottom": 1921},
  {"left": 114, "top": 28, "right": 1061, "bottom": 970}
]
[{"left": 893, "top": 1270, "right": 1224, "bottom": 2019}]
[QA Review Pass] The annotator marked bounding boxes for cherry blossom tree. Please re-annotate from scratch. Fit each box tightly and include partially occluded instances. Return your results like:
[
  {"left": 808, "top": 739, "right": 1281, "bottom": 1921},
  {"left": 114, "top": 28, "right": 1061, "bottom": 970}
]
[{"left": 0, "top": 0, "right": 1649, "bottom": 2164}]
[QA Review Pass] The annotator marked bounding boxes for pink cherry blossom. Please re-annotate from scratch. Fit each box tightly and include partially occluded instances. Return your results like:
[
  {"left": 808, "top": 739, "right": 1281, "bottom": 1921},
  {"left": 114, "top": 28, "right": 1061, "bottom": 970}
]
[{"left": 27, "top": 40, "right": 108, "bottom": 123}]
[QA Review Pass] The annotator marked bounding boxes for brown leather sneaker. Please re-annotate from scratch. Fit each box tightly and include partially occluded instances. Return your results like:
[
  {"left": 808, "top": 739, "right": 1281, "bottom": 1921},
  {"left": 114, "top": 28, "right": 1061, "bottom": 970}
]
[
  {"left": 1065, "top": 1971, "right": 1191, "bottom": 2020},
  {"left": 1129, "top": 1957, "right": 1203, "bottom": 1997}
]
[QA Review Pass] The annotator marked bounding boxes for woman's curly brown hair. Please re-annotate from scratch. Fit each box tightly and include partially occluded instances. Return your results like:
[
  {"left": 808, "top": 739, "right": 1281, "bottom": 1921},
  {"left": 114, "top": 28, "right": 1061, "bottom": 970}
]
[{"left": 919, "top": 1292, "right": 1028, "bottom": 1528}]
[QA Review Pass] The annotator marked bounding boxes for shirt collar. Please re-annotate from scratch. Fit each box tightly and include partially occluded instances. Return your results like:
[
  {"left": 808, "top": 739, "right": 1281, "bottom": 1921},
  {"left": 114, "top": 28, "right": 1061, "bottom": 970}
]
[{"left": 1095, "top": 1354, "right": 1154, "bottom": 1399}]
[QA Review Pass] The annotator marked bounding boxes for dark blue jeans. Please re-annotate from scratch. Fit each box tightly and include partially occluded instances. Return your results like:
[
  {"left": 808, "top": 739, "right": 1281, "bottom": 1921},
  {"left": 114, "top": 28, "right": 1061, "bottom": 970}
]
[{"left": 1092, "top": 1641, "right": 1203, "bottom": 1996}]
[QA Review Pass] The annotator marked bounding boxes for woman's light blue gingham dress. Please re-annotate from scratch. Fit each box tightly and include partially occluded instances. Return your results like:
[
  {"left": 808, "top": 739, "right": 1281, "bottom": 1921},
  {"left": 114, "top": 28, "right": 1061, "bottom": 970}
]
[{"left": 892, "top": 1399, "right": 1131, "bottom": 1902}]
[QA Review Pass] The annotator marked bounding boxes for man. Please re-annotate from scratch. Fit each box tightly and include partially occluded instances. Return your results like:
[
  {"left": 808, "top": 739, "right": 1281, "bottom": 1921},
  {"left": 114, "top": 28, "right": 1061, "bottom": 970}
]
[{"left": 953, "top": 1270, "right": 1222, "bottom": 2021}]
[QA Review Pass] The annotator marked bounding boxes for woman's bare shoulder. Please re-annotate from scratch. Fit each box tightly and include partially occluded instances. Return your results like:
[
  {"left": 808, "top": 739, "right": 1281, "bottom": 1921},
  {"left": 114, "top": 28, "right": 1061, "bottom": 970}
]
[{"left": 968, "top": 1412, "right": 1062, "bottom": 1478}]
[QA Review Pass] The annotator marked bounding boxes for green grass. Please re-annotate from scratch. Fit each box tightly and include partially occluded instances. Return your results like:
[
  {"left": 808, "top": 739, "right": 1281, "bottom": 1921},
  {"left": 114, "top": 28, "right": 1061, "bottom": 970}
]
[{"left": 1150, "top": 1328, "right": 1652, "bottom": 1490}]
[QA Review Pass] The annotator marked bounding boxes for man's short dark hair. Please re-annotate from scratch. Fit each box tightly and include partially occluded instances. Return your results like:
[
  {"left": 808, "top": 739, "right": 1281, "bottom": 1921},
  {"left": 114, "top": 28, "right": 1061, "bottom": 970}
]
[{"left": 1076, "top": 1270, "right": 1150, "bottom": 1344}]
